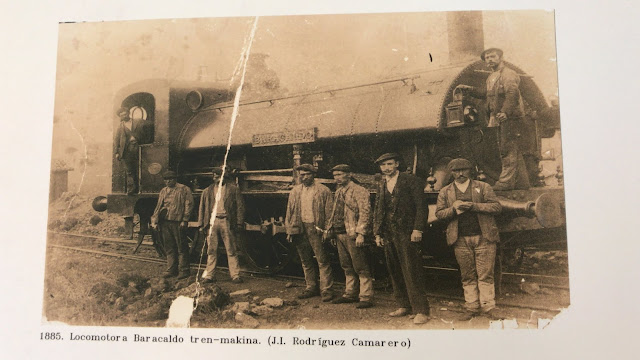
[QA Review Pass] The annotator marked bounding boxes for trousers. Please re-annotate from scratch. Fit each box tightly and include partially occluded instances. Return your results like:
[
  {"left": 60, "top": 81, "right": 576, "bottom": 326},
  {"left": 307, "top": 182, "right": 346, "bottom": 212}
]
[
  {"left": 160, "top": 221, "right": 189, "bottom": 275},
  {"left": 295, "top": 223, "right": 334, "bottom": 294},
  {"left": 383, "top": 230, "right": 430, "bottom": 314},
  {"left": 495, "top": 119, "right": 530, "bottom": 190},
  {"left": 454, "top": 235, "right": 497, "bottom": 312},
  {"left": 121, "top": 142, "right": 139, "bottom": 192},
  {"left": 204, "top": 218, "right": 241, "bottom": 279},
  {"left": 336, "top": 233, "right": 373, "bottom": 301}
]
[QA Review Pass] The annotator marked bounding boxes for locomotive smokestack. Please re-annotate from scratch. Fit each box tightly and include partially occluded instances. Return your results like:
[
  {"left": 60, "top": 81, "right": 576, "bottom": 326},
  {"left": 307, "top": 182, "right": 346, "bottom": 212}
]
[{"left": 447, "top": 11, "right": 484, "bottom": 63}]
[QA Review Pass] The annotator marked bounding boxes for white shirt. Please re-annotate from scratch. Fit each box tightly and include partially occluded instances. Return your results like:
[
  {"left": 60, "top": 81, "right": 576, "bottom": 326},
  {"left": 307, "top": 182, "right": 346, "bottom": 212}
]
[
  {"left": 454, "top": 179, "right": 471, "bottom": 193},
  {"left": 209, "top": 184, "right": 227, "bottom": 225},
  {"left": 300, "top": 185, "right": 315, "bottom": 223},
  {"left": 385, "top": 172, "right": 399, "bottom": 193}
]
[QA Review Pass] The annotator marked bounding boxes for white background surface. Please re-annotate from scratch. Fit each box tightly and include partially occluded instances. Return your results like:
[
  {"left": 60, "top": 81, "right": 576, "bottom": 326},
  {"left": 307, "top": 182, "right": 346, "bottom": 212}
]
[{"left": 0, "top": 0, "right": 638, "bottom": 359}]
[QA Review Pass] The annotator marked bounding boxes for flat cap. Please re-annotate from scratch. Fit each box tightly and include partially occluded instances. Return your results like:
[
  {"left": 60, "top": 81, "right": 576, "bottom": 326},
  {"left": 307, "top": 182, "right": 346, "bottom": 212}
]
[
  {"left": 295, "top": 163, "right": 317, "bottom": 173},
  {"left": 448, "top": 158, "right": 473, "bottom": 171},
  {"left": 375, "top": 152, "right": 401, "bottom": 164},
  {"left": 480, "top": 48, "right": 503, "bottom": 61},
  {"left": 162, "top": 170, "right": 178, "bottom": 179},
  {"left": 331, "top": 164, "right": 351, "bottom": 173}
]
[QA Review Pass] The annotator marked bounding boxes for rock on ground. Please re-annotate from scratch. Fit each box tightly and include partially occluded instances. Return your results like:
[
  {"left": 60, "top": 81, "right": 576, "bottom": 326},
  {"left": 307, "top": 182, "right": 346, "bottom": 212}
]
[
  {"left": 231, "top": 302, "right": 251, "bottom": 314},
  {"left": 252, "top": 305, "right": 274, "bottom": 316},
  {"left": 235, "top": 313, "right": 260, "bottom": 328},
  {"left": 230, "top": 289, "right": 251, "bottom": 297},
  {"left": 261, "top": 297, "right": 284, "bottom": 308}
]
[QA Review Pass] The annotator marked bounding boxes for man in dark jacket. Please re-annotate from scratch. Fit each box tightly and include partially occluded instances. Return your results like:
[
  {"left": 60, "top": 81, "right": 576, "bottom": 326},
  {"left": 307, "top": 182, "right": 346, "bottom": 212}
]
[
  {"left": 373, "top": 153, "right": 430, "bottom": 324},
  {"left": 285, "top": 164, "right": 335, "bottom": 301},
  {"left": 198, "top": 167, "right": 245, "bottom": 284},
  {"left": 151, "top": 171, "right": 194, "bottom": 279},
  {"left": 459, "top": 48, "right": 530, "bottom": 191},
  {"left": 114, "top": 107, "right": 146, "bottom": 195},
  {"left": 436, "top": 158, "right": 502, "bottom": 320}
]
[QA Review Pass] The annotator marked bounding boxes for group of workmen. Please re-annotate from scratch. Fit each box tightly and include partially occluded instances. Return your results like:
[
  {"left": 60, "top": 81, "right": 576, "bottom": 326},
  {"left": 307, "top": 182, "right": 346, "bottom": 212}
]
[
  {"left": 148, "top": 153, "right": 502, "bottom": 325},
  {"left": 134, "top": 47, "right": 530, "bottom": 324}
]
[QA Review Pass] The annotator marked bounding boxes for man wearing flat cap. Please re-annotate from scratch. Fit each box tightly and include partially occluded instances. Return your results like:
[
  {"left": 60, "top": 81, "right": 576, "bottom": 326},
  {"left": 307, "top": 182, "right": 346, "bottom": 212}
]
[
  {"left": 198, "top": 166, "right": 245, "bottom": 284},
  {"left": 114, "top": 107, "right": 146, "bottom": 195},
  {"left": 372, "top": 153, "right": 430, "bottom": 324},
  {"left": 285, "top": 164, "right": 335, "bottom": 301},
  {"left": 435, "top": 158, "right": 502, "bottom": 320},
  {"left": 458, "top": 48, "right": 530, "bottom": 191},
  {"left": 151, "top": 171, "right": 194, "bottom": 279},
  {"left": 324, "top": 164, "right": 374, "bottom": 309}
]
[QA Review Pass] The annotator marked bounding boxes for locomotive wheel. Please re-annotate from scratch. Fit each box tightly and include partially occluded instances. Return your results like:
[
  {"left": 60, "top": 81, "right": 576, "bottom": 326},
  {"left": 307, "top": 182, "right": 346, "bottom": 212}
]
[{"left": 240, "top": 231, "right": 293, "bottom": 274}]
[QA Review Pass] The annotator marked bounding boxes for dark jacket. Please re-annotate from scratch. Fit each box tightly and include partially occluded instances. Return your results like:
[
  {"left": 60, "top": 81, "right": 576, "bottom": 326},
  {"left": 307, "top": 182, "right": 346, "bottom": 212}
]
[
  {"left": 151, "top": 183, "right": 194, "bottom": 226},
  {"left": 114, "top": 119, "right": 147, "bottom": 158},
  {"left": 471, "top": 62, "right": 525, "bottom": 120},
  {"left": 435, "top": 180, "right": 502, "bottom": 245},
  {"left": 198, "top": 182, "right": 245, "bottom": 228},
  {"left": 373, "top": 172, "right": 427, "bottom": 236},
  {"left": 285, "top": 181, "right": 333, "bottom": 235},
  {"left": 325, "top": 181, "right": 372, "bottom": 237}
]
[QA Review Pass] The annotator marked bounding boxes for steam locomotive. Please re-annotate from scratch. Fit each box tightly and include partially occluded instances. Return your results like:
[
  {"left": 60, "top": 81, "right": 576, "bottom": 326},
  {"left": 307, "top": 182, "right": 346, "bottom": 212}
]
[{"left": 92, "top": 14, "right": 566, "bottom": 283}]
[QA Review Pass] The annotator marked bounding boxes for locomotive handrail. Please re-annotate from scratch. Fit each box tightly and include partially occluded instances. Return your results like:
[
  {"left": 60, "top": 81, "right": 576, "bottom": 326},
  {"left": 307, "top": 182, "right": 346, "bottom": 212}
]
[{"left": 199, "top": 75, "right": 422, "bottom": 112}]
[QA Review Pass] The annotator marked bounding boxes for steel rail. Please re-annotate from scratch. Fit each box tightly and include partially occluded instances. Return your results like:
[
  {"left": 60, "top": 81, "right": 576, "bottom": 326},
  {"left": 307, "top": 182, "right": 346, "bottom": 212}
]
[
  {"left": 49, "top": 231, "right": 569, "bottom": 288},
  {"left": 50, "top": 242, "right": 565, "bottom": 314}
]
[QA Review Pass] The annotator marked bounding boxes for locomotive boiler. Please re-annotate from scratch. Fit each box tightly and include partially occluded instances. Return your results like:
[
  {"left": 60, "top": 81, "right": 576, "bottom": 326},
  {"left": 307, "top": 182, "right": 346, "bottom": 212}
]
[{"left": 93, "top": 13, "right": 566, "bottom": 280}]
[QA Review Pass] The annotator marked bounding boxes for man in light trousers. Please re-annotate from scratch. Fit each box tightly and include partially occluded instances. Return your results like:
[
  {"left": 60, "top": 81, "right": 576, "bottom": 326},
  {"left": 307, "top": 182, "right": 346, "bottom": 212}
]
[{"left": 436, "top": 158, "right": 503, "bottom": 320}]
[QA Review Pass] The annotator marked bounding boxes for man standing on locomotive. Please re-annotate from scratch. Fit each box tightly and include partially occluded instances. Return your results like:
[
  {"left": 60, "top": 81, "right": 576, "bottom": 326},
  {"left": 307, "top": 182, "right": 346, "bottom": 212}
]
[
  {"left": 459, "top": 48, "right": 530, "bottom": 191},
  {"left": 114, "top": 107, "right": 145, "bottom": 195},
  {"left": 151, "top": 171, "right": 194, "bottom": 279},
  {"left": 198, "top": 167, "right": 245, "bottom": 284},
  {"left": 373, "top": 153, "right": 430, "bottom": 324},
  {"left": 285, "top": 164, "right": 335, "bottom": 302},
  {"left": 435, "top": 158, "right": 502, "bottom": 320},
  {"left": 324, "top": 164, "right": 374, "bottom": 309}
]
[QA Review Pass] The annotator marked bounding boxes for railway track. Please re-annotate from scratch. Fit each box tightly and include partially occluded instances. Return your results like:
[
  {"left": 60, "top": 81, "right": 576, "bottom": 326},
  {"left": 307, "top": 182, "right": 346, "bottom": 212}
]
[{"left": 48, "top": 231, "right": 569, "bottom": 314}]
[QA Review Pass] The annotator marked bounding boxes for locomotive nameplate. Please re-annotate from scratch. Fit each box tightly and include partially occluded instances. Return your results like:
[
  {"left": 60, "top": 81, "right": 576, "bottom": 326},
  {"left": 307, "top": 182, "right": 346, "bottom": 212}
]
[{"left": 252, "top": 127, "right": 317, "bottom": 147}]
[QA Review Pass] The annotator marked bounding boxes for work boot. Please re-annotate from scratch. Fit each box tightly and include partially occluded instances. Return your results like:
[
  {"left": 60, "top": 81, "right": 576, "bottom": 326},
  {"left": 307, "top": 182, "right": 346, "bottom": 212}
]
[
  {"left": 162, "top": 271, "right": 177, "bottom": 279},
  {"left": 355, "top": 301, "right": 373, "bottom": 309},
  {"left": 331, "top": 296, "right": 357, "bottom": 304},
  {"left": 321, "top": 292, "right": 335, "bottom": 302},
  {"left": 201, "top": 276, "right": 216, "bottom": 284},
  {"left": 413, "top": 313, "right": 430, "bottom": 325},
  {"left": 231, "top": 277, "right": 244, "bottom": 284},
  {"left": 483, "top": 309, "right": 503, "bottom": 320},
  {"left": 297, "top": 289, "right": 320, "bottom": 299},
  {"left": 388, "top": 308, "right": 409, "bottom": 317},
  {"left": 458, "top": 309, "right": 480, "bottom": 321}
]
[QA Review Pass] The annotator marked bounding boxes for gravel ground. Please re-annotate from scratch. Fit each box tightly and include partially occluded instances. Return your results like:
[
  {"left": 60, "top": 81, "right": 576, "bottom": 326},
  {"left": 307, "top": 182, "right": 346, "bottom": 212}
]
[{"left": 42, "top": 243, "right": 565, "bottom": 330}]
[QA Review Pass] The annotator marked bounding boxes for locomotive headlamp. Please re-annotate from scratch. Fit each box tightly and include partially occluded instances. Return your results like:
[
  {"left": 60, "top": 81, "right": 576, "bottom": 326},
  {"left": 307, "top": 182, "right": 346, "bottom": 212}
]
[
  {"left": 186, "top": 90, "right": 204, "bottom": 111},
  {"left": 445, "top": 86, "right": 478, "bottom": 127},
  {"left": 130, "top": 106, "right": 147, "bottom": 120},
  {"left": 463, "top": 105, "right": 478, "bottom": 123}
]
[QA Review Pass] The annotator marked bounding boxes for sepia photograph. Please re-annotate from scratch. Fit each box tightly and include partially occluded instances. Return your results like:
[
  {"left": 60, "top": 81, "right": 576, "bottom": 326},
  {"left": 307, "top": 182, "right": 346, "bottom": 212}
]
[
  {"left": 3, "top": 0, "right": 640, "bottom": 358},
  {"left": 41, "top": 9, "right": 569, "bottom": 331}
]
